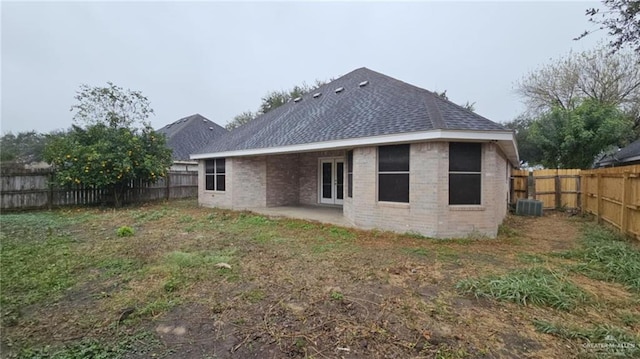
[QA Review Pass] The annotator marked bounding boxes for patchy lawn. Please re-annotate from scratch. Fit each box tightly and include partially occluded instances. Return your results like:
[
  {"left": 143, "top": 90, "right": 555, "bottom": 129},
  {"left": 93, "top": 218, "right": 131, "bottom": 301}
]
[{"left": 1, "top": 200, "right": 639, "bottom": 358}]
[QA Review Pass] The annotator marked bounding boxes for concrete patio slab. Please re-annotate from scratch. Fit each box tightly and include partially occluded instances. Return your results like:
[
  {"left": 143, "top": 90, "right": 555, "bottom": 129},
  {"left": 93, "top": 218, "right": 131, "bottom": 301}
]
[{"left": 246, "top": 205, "right": 352, "bottom": 228}]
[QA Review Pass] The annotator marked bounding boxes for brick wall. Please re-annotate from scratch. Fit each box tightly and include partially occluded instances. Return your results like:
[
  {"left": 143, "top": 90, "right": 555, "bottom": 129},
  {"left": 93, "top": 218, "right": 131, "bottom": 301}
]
[
  {"left": 198, "top": 156, "right": 267, "bottom": 209},
  {"left": 199, "top": 142, "right": 510, "bottom": 238},
  {"left": 344, "top": 142, "right": 509, "bottom": 238},
  {"left": 266, "top": 154, "right": 300, "bottom": 207}
]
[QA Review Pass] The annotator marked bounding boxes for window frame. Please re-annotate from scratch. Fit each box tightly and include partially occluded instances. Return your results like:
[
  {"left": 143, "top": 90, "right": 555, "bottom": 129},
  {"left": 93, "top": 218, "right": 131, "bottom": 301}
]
[
  {"left": 347, "top": 150, "right": 353, "bottom": 198},
  {"left": 205, "top": 158, "right": 226, "bottom": 192},
  {"left": 377, "top": 144, "right": 410, "bottom": 203},
  {"left": 448, "top": 142, "right": 482, "bottom": 205}
]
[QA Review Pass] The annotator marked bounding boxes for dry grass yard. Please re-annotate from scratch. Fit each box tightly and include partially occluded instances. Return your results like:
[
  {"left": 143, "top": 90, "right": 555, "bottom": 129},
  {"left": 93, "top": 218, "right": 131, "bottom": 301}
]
[{"left": 1, "top": 200, "right": 639, "bottom": 358}]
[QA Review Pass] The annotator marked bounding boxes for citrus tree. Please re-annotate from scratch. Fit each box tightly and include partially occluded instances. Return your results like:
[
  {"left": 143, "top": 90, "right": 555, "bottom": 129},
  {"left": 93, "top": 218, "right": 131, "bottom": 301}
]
[{"left": 45, "top": 83, "right": 172, "bottom": 207}]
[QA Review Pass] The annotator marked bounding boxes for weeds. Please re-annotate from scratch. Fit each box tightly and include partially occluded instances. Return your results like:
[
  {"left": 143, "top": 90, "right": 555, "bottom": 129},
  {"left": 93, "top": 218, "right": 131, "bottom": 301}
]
[
  {"left": 402, "top": 247, "right": 429, "bottom": 257},
  {"left": 15, "top": 331, "right": 160, "bottom": 359},
  {"left": 115, "top": 226, "right": 135, "bottom": 237},
  {"left": 561, "top": 224, "right": 640, "bottom": 292},
  {"left": 456, "top": 267, "right": 588, "bottom": 310},
  {"left": 533, "top": 319, "right": 639, "bottom": 357},
  {"left": 330, "top": 291, "right": 344, "bottom": 301}
]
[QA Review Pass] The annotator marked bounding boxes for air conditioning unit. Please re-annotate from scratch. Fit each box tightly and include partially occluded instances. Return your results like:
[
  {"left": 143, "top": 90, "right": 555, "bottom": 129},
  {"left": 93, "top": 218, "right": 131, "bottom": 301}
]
[{"left": 516, "top": 199, "right": 543, "bottom": 217}]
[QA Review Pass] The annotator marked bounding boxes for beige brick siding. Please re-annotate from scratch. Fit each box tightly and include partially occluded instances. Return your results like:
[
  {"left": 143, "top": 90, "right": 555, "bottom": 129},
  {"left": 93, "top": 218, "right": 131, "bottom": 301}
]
[
  {"left": 266, "top": 154, "right": 300, "bottom": 207},
  {"left": 198, "top": 156, "right": 267, "bottom": 209},
  {"left": 199, "top": 142, "right": 510, "bottom": 238},
  {"left": 344, "top": 141, "right": 509, "bottom": 238}
]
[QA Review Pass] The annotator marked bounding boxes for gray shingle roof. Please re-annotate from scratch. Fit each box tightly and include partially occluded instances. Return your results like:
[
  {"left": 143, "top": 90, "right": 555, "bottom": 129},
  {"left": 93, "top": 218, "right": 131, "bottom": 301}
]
[
  {"left": 615, "top": 139, "right": 640, "bottom": 162},
  {"left": 156, "top": 114, "right": 228, "bottom": 161},
  {"left": 194, "top": 67, "right": 507, "bottom": 155}
]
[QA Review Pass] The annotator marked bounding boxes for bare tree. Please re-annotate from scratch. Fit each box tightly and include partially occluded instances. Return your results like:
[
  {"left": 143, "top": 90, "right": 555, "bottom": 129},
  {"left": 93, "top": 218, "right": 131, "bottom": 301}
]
[
  {"left": 516, "top": 46, "right": 640, "bottom": 122},
  {"left": 577, "top": 0, "right": 640, "bottom": 55}
]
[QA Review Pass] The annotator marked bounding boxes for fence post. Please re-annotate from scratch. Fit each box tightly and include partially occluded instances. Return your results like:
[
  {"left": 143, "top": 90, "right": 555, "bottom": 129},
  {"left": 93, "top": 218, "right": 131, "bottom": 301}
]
[
  {"left": 531, "top": 171, "right": 536, "bottom": 200},
  {"left": 596, "top": 173, "right": 602, "bottom": 224},
  {"left": 48, "top": 171, "right": 54, "bottom": 210},
  {"left": 554, "top": 173, "right": 561, "bottom": 209},
  {"left": 576, "top": 175, "right": 582, "bottom": 211},
  {"left": 621, "top": 172, "right": 629, "bottom": 236},
  {"left": 166, "top": 173, "right": 171, "bottom": 200}
]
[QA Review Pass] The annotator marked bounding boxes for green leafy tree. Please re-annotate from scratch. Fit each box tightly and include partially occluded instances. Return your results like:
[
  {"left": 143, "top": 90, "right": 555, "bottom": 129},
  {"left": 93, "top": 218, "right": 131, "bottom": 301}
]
[
  {"left": 44, "top": 83, "right": 172, "bottom": 207},
  {"left": 226, "top": 111, "right": 256, "bottom": 131},
  {"left": 503, "top": 116, "right": 543, "bottom": 166},
  {"left": 577, "top": 0, "right": 640, "bottom": 54},
  {"left": 527, "top": 99, "right": 633, "bottom": 168},
  {"left": 0, "top": 131, "right": 52, "bottom": 164}
]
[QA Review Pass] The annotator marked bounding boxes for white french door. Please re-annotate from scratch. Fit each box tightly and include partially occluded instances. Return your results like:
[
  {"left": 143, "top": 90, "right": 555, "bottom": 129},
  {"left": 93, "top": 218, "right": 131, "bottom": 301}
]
[{"left": 319, "top": 158, "right": 344, "bottom": 205}]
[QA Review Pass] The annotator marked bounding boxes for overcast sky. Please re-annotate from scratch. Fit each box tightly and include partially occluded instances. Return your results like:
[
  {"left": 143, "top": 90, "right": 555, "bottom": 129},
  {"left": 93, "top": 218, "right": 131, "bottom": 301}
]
[{"left": 1, "top": 1, "right": 605, "bottom": 134}]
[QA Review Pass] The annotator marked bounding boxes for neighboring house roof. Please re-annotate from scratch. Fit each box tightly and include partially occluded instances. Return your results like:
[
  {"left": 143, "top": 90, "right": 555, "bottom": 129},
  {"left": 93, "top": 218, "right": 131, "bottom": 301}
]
[
  {"left": 192, "top": 68, "right": 518, "bottom": 165},
  {"left": 596, "top": 139, "right": 640, "bottom": 167},
  {"left": 157, "top": 114, "right": 228, "bottom": 161}
]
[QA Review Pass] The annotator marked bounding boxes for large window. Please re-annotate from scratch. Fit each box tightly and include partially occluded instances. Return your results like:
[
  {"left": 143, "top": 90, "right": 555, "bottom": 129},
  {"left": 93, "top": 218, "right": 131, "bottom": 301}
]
[
  {"left": 347, "top": 150, "right": 353, "bottom": 198},
  {"left": 378, "top": 144, "right": 409, "bottom": 203},
  {"left": 205, "top": 158, "right": 225, "bottom": 191},
  {"left": 449, "top": 143, "right": 481, "bottom": 205}
]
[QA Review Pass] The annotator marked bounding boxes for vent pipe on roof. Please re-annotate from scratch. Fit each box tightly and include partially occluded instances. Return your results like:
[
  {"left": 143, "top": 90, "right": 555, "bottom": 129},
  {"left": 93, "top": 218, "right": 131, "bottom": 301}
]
[
  {"left": 293, "top": 97, "right": 302, "bottom": 103},
  {"left": 335, "top": 87, "right": 344, "bottom": 93},
  {"left": 313, "top": 93, "right": 321, "bottom": 98},
  {"left": 209, "top": 127, "right": 214, "bottom": 131},
  {"left": 359, "top": 80, "right": 369, "bottom": 87}
]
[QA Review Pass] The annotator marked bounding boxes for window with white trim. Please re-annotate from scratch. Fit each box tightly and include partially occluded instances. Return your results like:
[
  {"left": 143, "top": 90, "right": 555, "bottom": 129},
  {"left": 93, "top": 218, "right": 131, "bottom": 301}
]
[
  {"left": 378, "top": 144, "right": 409, "bottom": 203},
  {"left": 205, "top": 158, "right": 225, "bottom": 191},
  {"left": 449, "top": 143, "right": 481, "bottom": 205}
]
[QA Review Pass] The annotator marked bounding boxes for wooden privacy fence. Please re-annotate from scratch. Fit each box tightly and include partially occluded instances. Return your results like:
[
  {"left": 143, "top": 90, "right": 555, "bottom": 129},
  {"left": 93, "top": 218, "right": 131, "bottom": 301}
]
[
  {"left": 511, "top": 165, "right": 640, "bottom": 239},
  {"left": 581, "top": 166, "right": 640, "bottom": 240},
  {"left": 0, "top": 169, "right": 198, "bottom": 211}
]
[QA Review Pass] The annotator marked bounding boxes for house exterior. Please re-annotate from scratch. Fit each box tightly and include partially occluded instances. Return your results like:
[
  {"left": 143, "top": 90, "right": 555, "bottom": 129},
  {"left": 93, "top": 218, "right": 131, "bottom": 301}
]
[
  {"left": 191, "top": 68, "right": 519, "bottom": 238},
  {"left": 595, "top": 139, "right": 640, "bottom": 168},
  {"left": 157, "top": 114, "right": 228, "bottom": 171}
]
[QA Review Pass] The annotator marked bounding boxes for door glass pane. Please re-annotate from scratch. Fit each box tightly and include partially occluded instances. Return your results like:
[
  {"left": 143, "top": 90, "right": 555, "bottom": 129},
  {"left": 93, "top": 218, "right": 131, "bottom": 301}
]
[
  {"left": 322, "top": 162, "right": 332, "bottom": 199},
  {"left": 336, "top": 162, "right": 344, "bottom": 200}
]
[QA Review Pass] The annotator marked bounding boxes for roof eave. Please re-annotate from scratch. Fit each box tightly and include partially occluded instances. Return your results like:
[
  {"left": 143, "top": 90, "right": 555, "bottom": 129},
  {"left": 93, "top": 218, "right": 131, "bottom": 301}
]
[{"left": 191, "top": 129, "right": 520, "bottom": 166}]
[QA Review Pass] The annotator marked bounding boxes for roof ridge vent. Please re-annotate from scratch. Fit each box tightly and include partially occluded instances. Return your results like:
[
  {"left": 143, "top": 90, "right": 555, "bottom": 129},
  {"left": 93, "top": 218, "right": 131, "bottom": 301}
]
[
  {"left": 312, "top": 92, "right": 321, "bottom": 98},
  {"left": 358, "top": 80, "right": 369, "bottom": 87},
  {"left": 334, "top": 87, "right": 344, "bottom": 93},
  {"left": 293, "top": 97, "right": 302, "bottom": 103}
]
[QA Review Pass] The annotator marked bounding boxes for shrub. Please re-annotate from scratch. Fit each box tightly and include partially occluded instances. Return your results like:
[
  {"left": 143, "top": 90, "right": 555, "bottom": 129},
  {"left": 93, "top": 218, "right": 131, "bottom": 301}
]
[{"left": 116, "top": 226, "right": 135, "bottom": 237}]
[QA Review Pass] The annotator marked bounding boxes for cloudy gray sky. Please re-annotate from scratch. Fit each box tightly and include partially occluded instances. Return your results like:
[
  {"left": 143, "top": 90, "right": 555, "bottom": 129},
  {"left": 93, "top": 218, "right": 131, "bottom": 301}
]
[{"left": 1, "top": 1, "right": 605, "bottom": 134}]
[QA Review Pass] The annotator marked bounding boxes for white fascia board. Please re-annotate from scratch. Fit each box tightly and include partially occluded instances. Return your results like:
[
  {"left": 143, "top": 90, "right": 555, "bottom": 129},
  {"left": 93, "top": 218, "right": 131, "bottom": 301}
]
[
  {"left": 622, "top": 155, "right": 640, "bottom": 163},
  {"left": 190, "top": 129, "right": 519, "bottom": 165}
]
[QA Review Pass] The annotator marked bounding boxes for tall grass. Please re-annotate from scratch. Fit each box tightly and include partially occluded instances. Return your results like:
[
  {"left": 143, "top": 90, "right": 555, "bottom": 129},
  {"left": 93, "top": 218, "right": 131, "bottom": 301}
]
[
  {"left": 561, "top": 224, "right": 640, "bottom": 292},
  {"left": 533, "top": 319, "right": 639, "bottom": 357},
  {"left": 456, "top": 267, "right": 588, "bottom": 310}
]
